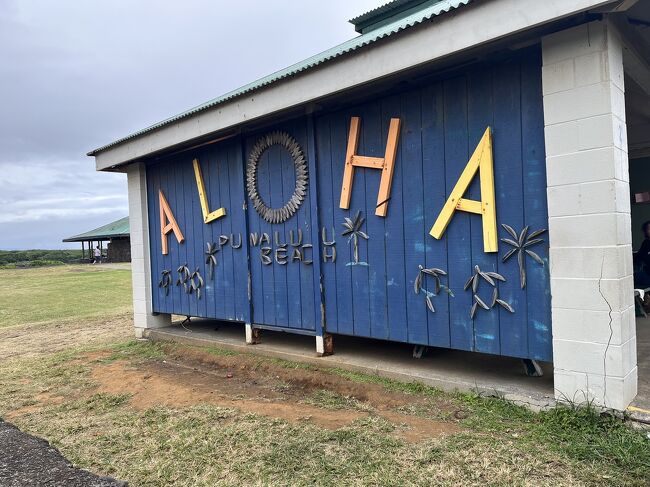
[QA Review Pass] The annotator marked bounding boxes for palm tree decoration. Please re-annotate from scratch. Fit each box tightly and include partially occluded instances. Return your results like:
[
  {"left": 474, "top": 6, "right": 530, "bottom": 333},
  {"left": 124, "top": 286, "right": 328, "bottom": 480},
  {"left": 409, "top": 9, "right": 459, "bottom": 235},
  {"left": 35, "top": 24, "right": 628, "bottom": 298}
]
[
  {"left": 464, "top": 265, "right": 513, "bottom": 319},
  {"left": 158, "top": 269, "right": 172, "bottom": 296},
  {"left": 188, "top": 268, "right": 204, "bottom": 300},
  {"left": 205, "top": 242, "right": 219, "bottom": 281},
  {"left": 413, "top": 265, "right": 454, "bottom": 313},
  {"left": 500, "top": 224, "right": 546, "bottom": 289},
  {"left": 176, "top": 263, "right": 191, "bottom": 293},
  {"left": 341, "top": 210, "right": 369, "bottom": 265}
]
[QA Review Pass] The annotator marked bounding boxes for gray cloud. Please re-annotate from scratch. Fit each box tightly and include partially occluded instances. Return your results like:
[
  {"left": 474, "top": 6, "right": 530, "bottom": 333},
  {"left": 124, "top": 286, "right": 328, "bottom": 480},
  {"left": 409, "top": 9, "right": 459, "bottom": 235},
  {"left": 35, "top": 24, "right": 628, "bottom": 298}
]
[{"left": 0, "top": 0, "right": 379, "bottom": 249}]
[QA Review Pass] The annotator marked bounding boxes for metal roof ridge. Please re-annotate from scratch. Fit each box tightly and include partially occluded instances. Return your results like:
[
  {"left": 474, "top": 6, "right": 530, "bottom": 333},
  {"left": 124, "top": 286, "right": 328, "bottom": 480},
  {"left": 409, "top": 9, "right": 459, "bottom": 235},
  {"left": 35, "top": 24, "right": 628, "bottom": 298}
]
[
  {"left": 349, "top": 0, "right": 413, "bottom": 24},
  {"left": 88, "top": 0, "right": 471, "bottom": 157},
  {"left": 62, "top": 216, "right": 130, "bottom": 242}
]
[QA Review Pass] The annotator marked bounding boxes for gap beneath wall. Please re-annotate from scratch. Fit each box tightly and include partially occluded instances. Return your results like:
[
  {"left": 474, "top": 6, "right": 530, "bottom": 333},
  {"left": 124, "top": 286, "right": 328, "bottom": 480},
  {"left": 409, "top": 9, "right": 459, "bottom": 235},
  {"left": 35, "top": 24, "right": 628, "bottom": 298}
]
[{"left": 145, "top": 319, "right": 555, "bottom": 412}]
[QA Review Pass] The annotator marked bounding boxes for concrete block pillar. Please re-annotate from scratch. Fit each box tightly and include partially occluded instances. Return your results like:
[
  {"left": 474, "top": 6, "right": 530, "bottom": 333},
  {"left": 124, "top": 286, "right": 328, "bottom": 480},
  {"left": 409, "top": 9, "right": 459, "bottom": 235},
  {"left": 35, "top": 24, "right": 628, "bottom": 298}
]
[
  {"left": 127, "top": 162, "right": 171, "bottom": 337},
  {"left": 542, "top": 21, "right": 636, "bottom": 410}
]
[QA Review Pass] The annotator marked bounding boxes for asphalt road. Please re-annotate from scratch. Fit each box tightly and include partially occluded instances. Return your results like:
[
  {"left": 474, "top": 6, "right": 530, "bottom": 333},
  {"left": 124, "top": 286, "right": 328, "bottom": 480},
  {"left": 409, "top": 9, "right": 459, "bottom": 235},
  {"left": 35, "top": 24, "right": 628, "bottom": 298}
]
[{"left": 0, "top": 419, "right": 127, "bottom": 487}]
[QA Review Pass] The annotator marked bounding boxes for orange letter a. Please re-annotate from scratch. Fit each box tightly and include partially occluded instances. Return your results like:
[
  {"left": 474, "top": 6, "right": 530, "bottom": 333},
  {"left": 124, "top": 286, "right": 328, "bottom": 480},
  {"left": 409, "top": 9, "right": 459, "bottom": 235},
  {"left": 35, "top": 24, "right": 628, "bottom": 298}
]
[{"left": 159, "top": 189, "right": 184, "bottom": 255}]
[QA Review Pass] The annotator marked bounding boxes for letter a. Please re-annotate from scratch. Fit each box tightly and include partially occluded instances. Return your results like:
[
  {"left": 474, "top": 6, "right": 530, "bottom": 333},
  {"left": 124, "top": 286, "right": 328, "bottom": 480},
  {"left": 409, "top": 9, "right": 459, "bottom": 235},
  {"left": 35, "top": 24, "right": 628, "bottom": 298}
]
[
  {"left": 193, "top": 158, "right": 226, "bottom": 223},
  {"left": 159, "top": 189, "right": 185, "bottom": 255},
  {"left": 430, "top": 127, "right": 497, "bottom": 253}
]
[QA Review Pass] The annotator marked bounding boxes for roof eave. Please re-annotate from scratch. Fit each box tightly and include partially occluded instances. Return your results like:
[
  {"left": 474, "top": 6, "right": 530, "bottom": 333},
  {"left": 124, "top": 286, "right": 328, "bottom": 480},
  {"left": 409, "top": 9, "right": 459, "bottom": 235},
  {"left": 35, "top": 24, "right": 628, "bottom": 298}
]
[{"left": 89, "top": 0, "right": 614, "bottom": 169}]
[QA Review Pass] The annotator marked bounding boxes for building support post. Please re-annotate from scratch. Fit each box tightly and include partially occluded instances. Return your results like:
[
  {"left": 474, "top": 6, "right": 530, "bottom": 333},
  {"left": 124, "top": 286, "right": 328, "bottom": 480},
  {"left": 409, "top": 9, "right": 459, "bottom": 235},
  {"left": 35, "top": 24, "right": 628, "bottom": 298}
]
[
  {"left": 542, "top": 21, "right": 637, "bottom": 410},
  {"left": 245, "top": 323, "right": 260, "bottom": 345},
  {"left": 127, "top": 162, "right": 171, "bottom": 338}
]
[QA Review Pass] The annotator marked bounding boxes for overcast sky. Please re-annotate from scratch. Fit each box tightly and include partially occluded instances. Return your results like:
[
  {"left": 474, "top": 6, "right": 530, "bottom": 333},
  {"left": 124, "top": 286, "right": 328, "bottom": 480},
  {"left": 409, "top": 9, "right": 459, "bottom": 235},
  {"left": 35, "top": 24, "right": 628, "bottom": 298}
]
[{"left": 0, "top": 0, "right": 380, "bottom": 250}]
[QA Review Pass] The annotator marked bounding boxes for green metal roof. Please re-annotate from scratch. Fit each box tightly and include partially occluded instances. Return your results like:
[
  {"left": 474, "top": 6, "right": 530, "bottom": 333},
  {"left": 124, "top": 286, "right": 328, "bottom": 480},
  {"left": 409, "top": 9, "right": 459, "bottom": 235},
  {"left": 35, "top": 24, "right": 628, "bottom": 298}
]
[
  {"left": 63, "top": 217, "right": 129, "bottom": 242},
  {"left": 88, "top": 0, "right": 471, "bottom": 157},
  {"left": 349, "top": 0, "right": 443, "bottom": 33}
]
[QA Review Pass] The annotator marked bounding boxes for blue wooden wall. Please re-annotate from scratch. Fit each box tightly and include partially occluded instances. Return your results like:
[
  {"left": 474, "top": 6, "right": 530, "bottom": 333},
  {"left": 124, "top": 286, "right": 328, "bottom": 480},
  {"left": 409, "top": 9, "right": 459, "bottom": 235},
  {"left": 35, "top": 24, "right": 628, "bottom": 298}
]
[
  {"left": 147, "top": 47, "right": 552, "bottom": 362},
  {"left": 147, "top": 138, "right": 250, "bottom": 323}
]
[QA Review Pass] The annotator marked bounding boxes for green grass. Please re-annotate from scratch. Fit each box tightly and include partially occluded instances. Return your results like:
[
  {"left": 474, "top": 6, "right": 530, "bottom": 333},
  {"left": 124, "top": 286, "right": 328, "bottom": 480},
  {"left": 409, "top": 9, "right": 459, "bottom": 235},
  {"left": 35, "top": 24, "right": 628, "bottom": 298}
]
[
  {"left": 1, "top": 341, "right": 648, "bottom": 486},
  {"left": 0, "top": 265, "right": 648, "bottom": 486},
  {"left": 0, "top": 265, "right": 132, "bottom": 328}
]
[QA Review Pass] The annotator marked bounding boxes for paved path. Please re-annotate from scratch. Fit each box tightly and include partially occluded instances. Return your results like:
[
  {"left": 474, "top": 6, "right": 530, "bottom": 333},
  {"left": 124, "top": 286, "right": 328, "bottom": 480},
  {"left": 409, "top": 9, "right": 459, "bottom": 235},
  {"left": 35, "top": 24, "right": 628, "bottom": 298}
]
[{"left": 0, "top": 419, "right": 127, "bottom": 487}]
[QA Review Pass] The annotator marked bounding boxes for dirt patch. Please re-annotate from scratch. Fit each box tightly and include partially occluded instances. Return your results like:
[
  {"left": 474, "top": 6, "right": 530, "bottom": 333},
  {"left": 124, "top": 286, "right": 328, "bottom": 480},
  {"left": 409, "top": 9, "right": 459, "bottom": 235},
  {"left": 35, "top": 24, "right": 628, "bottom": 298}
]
[
  {"left": 164, "top": 345, "right": 455, "bottom": 412},
  {"left": 91, "top": 360, "right": 365, "bottom": 430},
  {"left": 90, "top": 353, "right": 461, "bottom": 441}
]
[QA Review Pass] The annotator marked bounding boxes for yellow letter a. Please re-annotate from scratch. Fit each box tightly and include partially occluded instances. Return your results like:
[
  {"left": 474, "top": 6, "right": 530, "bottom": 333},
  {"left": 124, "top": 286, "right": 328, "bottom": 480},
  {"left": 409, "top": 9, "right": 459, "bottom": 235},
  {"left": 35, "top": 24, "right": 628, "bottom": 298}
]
[
  {"left": 429, "top": 127, "right": 497, "bottom": 253},
  {"left": 193, "top": 158, "right": 226, "bottom": 223}
]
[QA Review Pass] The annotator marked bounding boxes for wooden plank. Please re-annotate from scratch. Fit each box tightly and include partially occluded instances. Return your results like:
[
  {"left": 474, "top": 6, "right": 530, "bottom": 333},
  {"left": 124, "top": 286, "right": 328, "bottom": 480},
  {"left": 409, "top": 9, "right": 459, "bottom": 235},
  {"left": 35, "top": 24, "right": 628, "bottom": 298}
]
[
  {"left": 331, "top": 110, "right": 355, "bottom": 335},
  {"left": 159, "top": 188, "right": 169, "bottom": 256},
  {"left": 147, "top": 164, "right": 163, "bottom": 313},
  {"left": 493, "top": 60, "right": 527, "bottom": 359},
  {"left": 456, "top": 198, "right": 482, "bottom": 214},
  {"left": 203, "top": 148, "right": 219, "bottom": 319},
  {"left": 315, "top": 114, "right": 340, "bottom": 333},
  {"left": 399, "top": 90, "right": 428, "bottom": 345},
  {"left": 279, "top": 125, "right": 298, "bottom": 329},
  {"left": 174, "top": 159, "right": 190, "bottom": 316},
  {"left": 182, "top": 158, "right": 198, "bottom": 318},
  {"left": 339, "top": 116, "right": 360, "bottom": 209},
  {"left": 257, "top": 140, "right": 277, "bottom": 326},
  {"left": 478, "top": 128, "right": 498, "bottom": 253},
  {"left": 364, "top": 100, "right": 389, "bottom": 340},
  {"left": 220, "top": 143, "right": 237, "bottom": 320},
  {"left": 233, "top": 138, "right": 252, "bottom": 323},
  {"left": 161, "top": 163, "right": 176, "bottom": 316},
  {"left": 380, "top": 95, "right": 408, "bottom": 342},
  {"left": 521, "top": 48, "right": 552, "bottom": 362},
  {"left": 467, "top": 66, "right": 499, "bottom": 355},
  {"left": 193, "top": 151, "right": 208, "bottom": 318},
  {"left": 375, "top": 117, "right": 401, "bottom": 217},
  {"left": 350, "top": 155, "right": 384, "bottom": 169},
  {"left": 306, "top": 114, "right": 325, "bottom": 336},
  {"left": 246, "top": 135, "right": 265, "bottom": 327},
  {"left": 422, "top": 82, "right": 452, "bottom": 348},
  {"left": 443, "top": 76, "right": 474, "bottom": 352},
  {"left": 193, "top": 158, "right": 226, "bottom": 223},
  {"left": 296, "top": 120, "right": 316, "bottom": 331},
  {"left": 348, "top": 108, "right": 371, "bottom": 339}
]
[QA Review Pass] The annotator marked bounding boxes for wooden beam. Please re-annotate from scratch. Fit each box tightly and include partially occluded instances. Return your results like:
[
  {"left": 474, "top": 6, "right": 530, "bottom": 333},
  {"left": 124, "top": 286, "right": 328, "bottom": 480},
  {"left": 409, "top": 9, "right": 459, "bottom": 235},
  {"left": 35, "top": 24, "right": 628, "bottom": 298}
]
[
  {"left": 193, "top": 158, "right": 226, "bottom": 223},
  {"left": 350, "top": 155, "right": 385, "bottom": 169},
  {"left": 376, "top": 118, "right": 401, "bottom": 217},
  {"left": 339, "top": 117, "right": 361, "bottom": 210},
  {"left": 456, "top": 198, "right": 482, "bottom": 214}
]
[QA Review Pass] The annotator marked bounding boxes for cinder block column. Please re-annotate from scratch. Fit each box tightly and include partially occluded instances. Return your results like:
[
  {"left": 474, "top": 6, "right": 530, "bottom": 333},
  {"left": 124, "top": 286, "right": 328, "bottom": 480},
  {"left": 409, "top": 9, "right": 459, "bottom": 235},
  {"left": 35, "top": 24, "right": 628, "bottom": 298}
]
[
  {"left": 127, "top": 162, "right": 171, "bottom": 337},
  {"left": 542, "top": 21, "right": 636, "bottom": 411}
]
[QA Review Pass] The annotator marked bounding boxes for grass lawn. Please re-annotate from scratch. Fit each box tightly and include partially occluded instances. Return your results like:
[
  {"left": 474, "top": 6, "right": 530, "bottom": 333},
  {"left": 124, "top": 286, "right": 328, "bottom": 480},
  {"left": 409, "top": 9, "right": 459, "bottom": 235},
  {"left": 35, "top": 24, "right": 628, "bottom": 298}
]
[
  {"left": 0, "top": 265, "right": 649, "bottom": 486},
  {"left": 0, "top": 264, "right": 132, "bottom": 328}
]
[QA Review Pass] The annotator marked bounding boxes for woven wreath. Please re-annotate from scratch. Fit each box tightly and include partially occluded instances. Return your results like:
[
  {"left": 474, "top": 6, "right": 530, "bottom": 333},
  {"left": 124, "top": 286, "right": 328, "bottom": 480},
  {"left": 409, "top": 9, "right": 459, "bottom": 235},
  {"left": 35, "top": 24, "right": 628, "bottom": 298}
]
[{"left": 246, "top": 131, "right": 308, "bottom": 224}]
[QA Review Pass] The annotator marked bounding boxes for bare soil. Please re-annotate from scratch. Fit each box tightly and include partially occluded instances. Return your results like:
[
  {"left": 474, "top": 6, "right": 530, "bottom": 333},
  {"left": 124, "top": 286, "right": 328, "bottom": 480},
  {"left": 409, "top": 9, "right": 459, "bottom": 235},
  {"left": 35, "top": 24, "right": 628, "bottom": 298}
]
[{"left": 86, "top": 346, "right": 461, "bottom": 442}]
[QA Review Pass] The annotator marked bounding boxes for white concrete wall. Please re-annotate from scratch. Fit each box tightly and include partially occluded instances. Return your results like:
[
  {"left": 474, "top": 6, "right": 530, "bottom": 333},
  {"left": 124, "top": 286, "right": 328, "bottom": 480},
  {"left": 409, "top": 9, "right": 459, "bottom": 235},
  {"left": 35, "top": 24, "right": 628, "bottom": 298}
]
[
  {"left": 127, "top": 163, "right": 171, "bottom": 337},
  {"left": 543, "top": 21, "right": 637, "bottom": 410}
]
